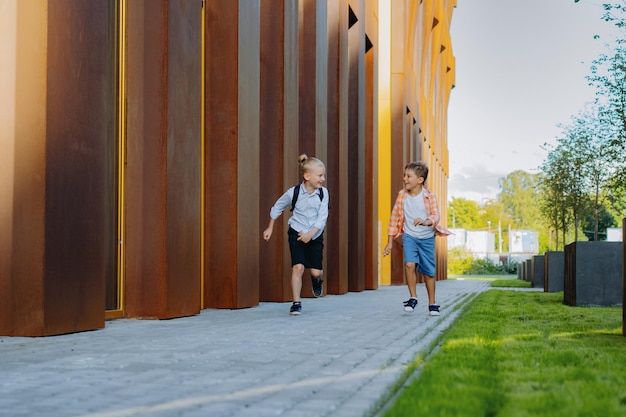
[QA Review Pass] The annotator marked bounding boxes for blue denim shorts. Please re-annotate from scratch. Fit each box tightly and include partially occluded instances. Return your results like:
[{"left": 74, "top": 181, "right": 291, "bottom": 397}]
[{"left": 402, "top": 234, "right": 436, "bottom": 277}]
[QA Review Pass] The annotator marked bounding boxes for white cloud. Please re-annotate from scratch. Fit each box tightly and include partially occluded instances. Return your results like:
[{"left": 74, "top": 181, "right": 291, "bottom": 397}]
[{"left": 447, "top": 164, "right": 505, "bottom": 202}]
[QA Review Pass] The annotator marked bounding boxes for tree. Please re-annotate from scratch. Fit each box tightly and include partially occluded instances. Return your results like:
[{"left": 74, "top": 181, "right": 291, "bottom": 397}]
[
  {"left": 498, "top": 170, "right": 542, "bottom": 230},
  {"left": 569, "top": 106, "right": 618, "bottom": 240},
  {"left": 538, "top": 103, "right": 625, "bottom": 244},
  {"left": 566, "top": 0, "right": 626, "bottom": 239},
  {"left": 539, "top": 125, "right": 590, "bottom": 244},
  {"left": 538, "top": 157, "right": 570, "bottom": 250},
  {"left": 582, "top": 204, "right": 615, "bottom": 240},
  {"left": 605, "top": 178, "right": 626, "bottom": 223},
  {"left": 574, "top": 1, "right": 626, "bottom": 31},
  {"left": 448, "top": 198, "right": 482, "bottom": 229},
  {"left": 481, "top": 199, "right": 514, "bottom": 253},
  {"left": 578, "top": 0, "right": 626, "bottom": 183}
]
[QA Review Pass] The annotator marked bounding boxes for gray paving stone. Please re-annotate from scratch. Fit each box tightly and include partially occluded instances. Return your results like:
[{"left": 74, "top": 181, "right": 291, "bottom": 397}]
[{"left": 0, "top": 280, "right": 491, "bottom": 417}]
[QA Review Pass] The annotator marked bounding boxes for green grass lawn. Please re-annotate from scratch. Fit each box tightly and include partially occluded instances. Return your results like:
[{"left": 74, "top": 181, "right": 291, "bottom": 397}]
[
  {"left": 448, "top": 273, "right": 517, "bottom": 280},
  {"left": 381, "top": 290, "right": 626, "bottom": 417},
  {"left": 448, "top": 273, "right": 531, "bottom": 288},
  {"left": 490, "top": 278, "right": 532, "bottom": 288}
]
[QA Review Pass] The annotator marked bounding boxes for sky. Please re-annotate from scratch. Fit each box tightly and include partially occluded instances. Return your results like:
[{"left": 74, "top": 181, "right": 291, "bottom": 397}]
[{"left": 447, "top": 0, "right": 620, "bottom": 203}]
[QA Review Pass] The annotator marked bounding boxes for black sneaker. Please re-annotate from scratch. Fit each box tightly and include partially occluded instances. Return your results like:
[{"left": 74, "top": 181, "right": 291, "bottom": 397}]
[
  {"left": 428, "top": 304, "right": 440, "bottom": 316},
  {"left": 311, "top": 277, "right": 323, "bottom": 297},
  {"left": 403, "top": 298, "right": 418, "bottom": 312},
  {"left": 289, "top": 302, "right": 302, "bottom": 316}
]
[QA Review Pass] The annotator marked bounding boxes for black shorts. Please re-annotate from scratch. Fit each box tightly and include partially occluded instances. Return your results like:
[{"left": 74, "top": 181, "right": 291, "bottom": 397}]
[{"left": 288, "top": 227, "right": 324, "bottom": 269}]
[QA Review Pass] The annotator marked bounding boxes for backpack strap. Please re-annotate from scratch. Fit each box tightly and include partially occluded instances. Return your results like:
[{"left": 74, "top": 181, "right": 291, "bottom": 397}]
[
  {"left": 290, "top": 185, "right": 300, "bottom": 212},
  {"left": 290, "top": 185, "right": 324, "bottom": 212}
]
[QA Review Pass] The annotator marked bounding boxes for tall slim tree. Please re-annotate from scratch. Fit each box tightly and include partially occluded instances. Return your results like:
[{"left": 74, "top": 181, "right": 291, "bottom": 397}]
[
  {"left": 539, "top": 146, "right": 573, "bottom": 249},
  {"left": 540, "top": 126, "right": 590, "bottom": 243},
  {"left": 569, "top": 106, "right": 617, "bottom": 240}
]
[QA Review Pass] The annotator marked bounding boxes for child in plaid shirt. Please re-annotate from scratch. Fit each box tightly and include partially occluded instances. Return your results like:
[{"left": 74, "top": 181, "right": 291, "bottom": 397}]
[{"left": 383, "top": 162, "right": 450, "bottom": 316}]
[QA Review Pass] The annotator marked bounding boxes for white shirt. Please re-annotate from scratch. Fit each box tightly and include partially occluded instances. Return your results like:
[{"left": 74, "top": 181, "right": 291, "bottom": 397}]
[
  {"left": 403, "top": 191, "right": 435, "bottom": 239},
  {"left": 269, "top": 184, "right": 329, "bottom": 240}
]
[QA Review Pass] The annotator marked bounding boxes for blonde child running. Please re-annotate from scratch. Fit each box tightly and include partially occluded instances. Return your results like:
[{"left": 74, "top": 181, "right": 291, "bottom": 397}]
[
  {"left": 383, "top": 161, "right": 450, "bottom": 316},
  {"left": 263, "top": 154, "right": 329, "bottom": 315}
]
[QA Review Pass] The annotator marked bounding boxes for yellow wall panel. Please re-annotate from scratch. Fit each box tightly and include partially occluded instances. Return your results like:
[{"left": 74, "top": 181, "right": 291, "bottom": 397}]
[{"left": 378, "top": 0, "right": 454, "bottom": 282}]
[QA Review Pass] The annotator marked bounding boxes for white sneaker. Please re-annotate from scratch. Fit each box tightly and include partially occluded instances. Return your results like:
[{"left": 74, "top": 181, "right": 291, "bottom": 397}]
[
  {"left": 428, "top": 304, "right": 440, "bottom": 316},
  {"left": 403, "top": 298, "right": 418, "bottom": 312}
]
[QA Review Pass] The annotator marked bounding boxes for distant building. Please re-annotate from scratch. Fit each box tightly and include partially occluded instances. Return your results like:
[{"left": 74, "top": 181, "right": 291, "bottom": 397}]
[
  {"left": 449, "top": 227, "right": 537, "bottom": 267},
  {"left": 466, "top": 231, "right": 495, "bottom": 255},
  {"left": 607, "top": 228, "right": 623, "bottom": 242},
  {"left": 448, "top": 228, "right": 467, "bottom": 249},
  {"left": 509, "top": 229, "right": 539, "bottom": 254},
  {"left": 448, "top": 228, "right": 494, "bottom": 255}
]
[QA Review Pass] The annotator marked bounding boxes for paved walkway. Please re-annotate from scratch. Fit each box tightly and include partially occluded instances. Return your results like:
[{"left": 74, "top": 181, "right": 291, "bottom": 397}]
[{"left": 0, "top": 280, "right": 494, "bottom": 417}]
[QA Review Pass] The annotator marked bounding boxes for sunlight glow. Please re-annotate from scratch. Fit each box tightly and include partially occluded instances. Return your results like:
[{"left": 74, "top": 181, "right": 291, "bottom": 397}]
[
  {"left": 444, "top": 334, "right": 536, "bottom": 348},
  {"left": 0, "top": 0, "right": 17, "bottom": 258},
  {"left": 378, "top": 0, "right": 392, "bottom": 285},
  {"left": 549, "top": 328, "right": 623, "bottom": 339}
]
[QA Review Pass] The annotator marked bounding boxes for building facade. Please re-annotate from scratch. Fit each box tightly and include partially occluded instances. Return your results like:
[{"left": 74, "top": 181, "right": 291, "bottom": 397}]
[{"left": 0, "top": 0, "right": 455, "bottom": 336}]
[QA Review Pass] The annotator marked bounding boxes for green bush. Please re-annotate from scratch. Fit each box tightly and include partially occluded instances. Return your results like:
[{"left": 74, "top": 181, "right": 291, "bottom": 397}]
[
  {"left": 447, "top": 247, "right": 475, "bottom": 274},
  {"left": 465, "top": 258, "right": 502, "bottom": 274},
  {"left": 448, "top": 247, "right": 515, "bottom": 275}
]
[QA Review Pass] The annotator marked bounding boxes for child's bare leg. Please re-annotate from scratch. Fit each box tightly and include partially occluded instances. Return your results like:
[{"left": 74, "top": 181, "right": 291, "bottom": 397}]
[
  {"left": 424, "top": 274, "right": 436, "bottom": 305},
  {"left": 405, "top": 262, "right": 417, "bottom": 298},
  {"left": 291, "top": 264, "right": 305, "bottom": 302}
]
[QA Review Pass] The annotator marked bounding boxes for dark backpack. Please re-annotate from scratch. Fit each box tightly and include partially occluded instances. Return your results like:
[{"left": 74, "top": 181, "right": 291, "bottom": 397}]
[{"left": 290, "top": 184, "right": 324, "bottom": 212}]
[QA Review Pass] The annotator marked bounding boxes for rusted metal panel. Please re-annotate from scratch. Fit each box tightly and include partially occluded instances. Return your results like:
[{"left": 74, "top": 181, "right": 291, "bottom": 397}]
[
  {"left": 0, "top": 0, "right": 47, "bottom": 336},
  {"left": 299, "top": 0, "right": 317, "bottom": 154},
  {"left": 364, "top": 38, "right": 378, "bottom": 290},
  {"left": 165, "top": 0, "right": 203, "bottom": 317},
  {"left": 347, "top": 1, "right": 365, "bottom": 293},
  {"left": 125, "top": 0, "right": 202, "bottom": 319},
  {"left": 204, "top": 0, "right": 239, "bottom": 309},
  {"left": 125, "top": 0, "right": 170, "bottom": 318},
  {"left": 204, "top": 0, "right": 260, "bottom": 309},
  {"left": 259, "top": 0, "right": 290, "bottom": 302},
  {"left": 325, "top": 0, "right": 349, "bottom": 295},
  {"left": 236, "top": 0, "right": 261, "bottom": 308},
  {"left": 43, "top": 0, "right": 114, "bottom": 335}
]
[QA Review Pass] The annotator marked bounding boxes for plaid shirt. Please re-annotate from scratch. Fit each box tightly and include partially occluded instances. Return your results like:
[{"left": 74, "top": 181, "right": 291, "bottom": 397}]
[{"left": 387, "top": 188, "right": 451, "bottom": 238}]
